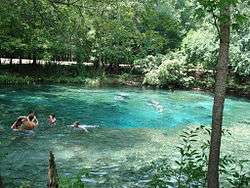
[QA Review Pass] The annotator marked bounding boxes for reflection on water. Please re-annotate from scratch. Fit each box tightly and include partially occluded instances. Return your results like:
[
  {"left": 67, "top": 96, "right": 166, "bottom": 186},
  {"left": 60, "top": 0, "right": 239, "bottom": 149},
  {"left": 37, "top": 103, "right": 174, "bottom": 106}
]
[{"left": 0, "top": 85, "right": 250, "bottom": 187}]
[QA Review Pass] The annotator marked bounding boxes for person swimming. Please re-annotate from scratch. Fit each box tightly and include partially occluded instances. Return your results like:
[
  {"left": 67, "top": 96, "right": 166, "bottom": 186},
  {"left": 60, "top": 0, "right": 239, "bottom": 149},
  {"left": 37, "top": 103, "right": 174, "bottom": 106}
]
[
  {"left": 11, "top": 111, "right": 38, "bottom": 130},
  {"left": 48, "top": 113, "right": 56, "bottom": 125},
  {"left": 11, "top": 116, "right": 27, "bottom": 129},
  {"left": 28, "top": 111, "right": 38, "bottom": 125},
  {"left": 21, "top": 113, "right": 38, "bottom": 130},
  {"left": 148, "top": 99, "right": 164, "bottom": 112},
  {"left": 69, "top": 121, "right": 99, "bottom": 132}
]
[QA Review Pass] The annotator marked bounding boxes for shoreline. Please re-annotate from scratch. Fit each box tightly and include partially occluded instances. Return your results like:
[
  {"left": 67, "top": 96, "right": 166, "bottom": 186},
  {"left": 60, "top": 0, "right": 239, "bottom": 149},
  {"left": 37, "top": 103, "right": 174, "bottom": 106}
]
[{"left": 0, "top": 73, "right": 249, "bottom": 100}]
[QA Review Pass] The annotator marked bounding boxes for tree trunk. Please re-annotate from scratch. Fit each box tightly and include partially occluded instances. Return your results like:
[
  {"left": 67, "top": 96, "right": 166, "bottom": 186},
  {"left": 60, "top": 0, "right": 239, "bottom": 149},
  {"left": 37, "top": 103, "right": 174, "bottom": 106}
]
[
  {"left": 47, "top": 151, "right": 59, "bottom": 188},
  {"left": 207, "top": 5, "right": 230, "bottom": 188},
  {"left": 19, "top": 57, "right": 22, "bottom": 65},
  {"left": 33, "top": 55, "right": 37, "bottom": 65}
]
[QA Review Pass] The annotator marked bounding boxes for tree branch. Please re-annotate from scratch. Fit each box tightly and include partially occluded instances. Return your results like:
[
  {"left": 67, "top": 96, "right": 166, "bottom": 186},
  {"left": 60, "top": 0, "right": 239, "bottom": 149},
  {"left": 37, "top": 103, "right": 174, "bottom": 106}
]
[{"left": 209, "top": 8, "right": 221, "bottom": 38}]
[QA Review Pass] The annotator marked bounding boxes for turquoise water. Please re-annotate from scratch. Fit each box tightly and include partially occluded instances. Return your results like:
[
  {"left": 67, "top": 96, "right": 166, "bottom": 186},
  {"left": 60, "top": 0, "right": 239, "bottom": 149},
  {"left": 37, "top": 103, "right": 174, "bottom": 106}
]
[{"left": 0, "top": 85, "right": 250, "bottom": 187}]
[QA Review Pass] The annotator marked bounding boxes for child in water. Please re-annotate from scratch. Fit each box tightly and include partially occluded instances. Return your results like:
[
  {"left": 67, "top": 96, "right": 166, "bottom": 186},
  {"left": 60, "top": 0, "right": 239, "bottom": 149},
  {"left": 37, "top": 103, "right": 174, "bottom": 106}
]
[{"left": 48, "top": 113, "right": 56, "bottom": 125}]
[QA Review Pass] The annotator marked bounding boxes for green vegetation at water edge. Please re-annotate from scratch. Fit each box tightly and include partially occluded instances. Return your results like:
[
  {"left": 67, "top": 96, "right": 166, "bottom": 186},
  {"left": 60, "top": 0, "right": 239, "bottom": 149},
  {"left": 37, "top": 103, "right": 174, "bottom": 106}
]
[{"left": 0, "top": 0, "right": 249, "bottom": 85}]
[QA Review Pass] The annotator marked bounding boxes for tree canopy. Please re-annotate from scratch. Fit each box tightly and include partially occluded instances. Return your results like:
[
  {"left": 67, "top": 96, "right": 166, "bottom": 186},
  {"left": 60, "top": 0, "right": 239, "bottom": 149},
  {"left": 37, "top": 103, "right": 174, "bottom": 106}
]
[{"left": 0, "top": 0, "right": 249, "bottom": 77}]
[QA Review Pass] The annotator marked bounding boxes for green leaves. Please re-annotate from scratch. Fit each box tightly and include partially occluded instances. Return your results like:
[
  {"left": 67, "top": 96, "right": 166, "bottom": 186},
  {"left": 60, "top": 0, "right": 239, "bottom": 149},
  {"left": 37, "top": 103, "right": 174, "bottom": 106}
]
[{"left": 149, "top": 126, "right": 250, "bottom": 187}]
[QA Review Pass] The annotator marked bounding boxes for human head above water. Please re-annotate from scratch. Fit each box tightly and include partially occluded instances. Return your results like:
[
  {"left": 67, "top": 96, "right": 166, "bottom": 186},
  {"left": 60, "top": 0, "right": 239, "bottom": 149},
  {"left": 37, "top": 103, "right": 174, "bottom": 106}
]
[
  {"left": 50, "top": 113, "right": 56, "bottom": 118},
  {"left": 28, "top": 114, "right": 35, "bottom": 121},
  {"left": 28, "top": 111, "right": 36, "bottom": 116},
  {"left": 73, "top": 121, "right": 80, "bottom": 127}
]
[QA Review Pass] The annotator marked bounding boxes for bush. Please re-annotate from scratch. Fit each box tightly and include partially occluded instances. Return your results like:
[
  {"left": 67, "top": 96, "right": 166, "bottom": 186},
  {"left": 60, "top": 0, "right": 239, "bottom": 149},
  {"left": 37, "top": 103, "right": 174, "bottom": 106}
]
[
  {"left": 142, "top": 54, "right": 190, "bottom": 88},
  {"left": 134, "top": 55, "right": 166, "bottom": 73},
  {"left": 143, "top": 69, "right": 160, "bottom": 86},
  {"left": 158, "top": 59, "right": 187, "bottom": 87}
]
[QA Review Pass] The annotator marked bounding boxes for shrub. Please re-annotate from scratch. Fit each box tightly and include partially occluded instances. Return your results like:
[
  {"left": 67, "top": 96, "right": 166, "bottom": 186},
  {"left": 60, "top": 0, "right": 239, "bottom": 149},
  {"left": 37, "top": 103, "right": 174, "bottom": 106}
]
[
  {"left": 142, "top": 55, "right": 189, "bottom": 88},
  {"left": 158, "top": 59, "right": 187, "bottom": 87},
  {"left": 143, "top": 69, "right": 160, "bottom": 86},
  {"left": 134, "top": 55, "right": 166, "bottom": 73}
]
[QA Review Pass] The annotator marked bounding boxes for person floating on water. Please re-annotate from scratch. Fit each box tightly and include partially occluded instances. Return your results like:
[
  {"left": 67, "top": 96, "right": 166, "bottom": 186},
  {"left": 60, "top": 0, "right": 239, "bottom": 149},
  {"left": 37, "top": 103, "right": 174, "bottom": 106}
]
[
  {"left": 11, "top": 111, "right": 38, "bottom": 131},
  {"left": 69, "top": 121, "right": 99, "bottom": 132},
  {"left": 148, "top": 99, "right": 164, "bottom": 112},
  {"left": 48, "top": 113, "right": 56, "bottom": 125}
]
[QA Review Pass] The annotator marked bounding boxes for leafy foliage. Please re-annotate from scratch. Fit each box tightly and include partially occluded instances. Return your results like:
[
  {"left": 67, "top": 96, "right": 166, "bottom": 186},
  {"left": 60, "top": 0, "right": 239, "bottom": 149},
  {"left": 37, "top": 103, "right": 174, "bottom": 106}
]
[
  {"left": 60, "top": 168, "right": 89, "bottom": 188},
  {"left": 181, "top": 25, "right": 218, "bottom": 69},
  {"left": 148, "top": 126, "right": 250, "bottom": 188}
]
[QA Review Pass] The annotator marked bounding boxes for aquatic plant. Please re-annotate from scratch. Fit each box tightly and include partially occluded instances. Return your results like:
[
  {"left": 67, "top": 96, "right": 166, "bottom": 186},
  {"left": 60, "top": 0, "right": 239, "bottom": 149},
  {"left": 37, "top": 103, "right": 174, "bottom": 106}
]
[{"left": 60, "top": 169, "right": 88, "bottom": 188}]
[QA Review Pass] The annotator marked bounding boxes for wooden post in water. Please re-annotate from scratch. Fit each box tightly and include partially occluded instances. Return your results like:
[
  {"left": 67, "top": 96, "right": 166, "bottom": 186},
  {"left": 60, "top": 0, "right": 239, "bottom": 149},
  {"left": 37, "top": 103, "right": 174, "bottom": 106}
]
[
  {"left": 48, "top": 151, "right": 59, "bottom": 188},
  {"left": 0, "top": 176, "right": 4, "bottom": 188}
]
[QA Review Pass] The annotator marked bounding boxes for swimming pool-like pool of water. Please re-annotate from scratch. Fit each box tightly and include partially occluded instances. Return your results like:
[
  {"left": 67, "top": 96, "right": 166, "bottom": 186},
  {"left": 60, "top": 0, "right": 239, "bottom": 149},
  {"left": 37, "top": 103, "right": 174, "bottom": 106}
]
[{"left": 0, "top": 85, "right": 250, "bottom": 187}]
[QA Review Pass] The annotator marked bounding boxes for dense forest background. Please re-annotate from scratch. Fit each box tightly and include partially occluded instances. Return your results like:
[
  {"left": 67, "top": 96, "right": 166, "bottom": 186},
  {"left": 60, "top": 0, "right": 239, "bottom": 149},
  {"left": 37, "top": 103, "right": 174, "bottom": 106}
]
[
  {"left": 1, "top": 1, "right": 250, "bottom": 187},
  {"left": 0, "top": 0, "right": 249, "bottom": 88}
]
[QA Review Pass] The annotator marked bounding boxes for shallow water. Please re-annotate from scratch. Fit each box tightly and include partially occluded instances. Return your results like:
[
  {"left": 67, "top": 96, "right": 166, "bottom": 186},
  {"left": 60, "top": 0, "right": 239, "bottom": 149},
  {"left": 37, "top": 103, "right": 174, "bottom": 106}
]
[{"left": 0, "top": 85, "right": 250, "bottom": 187}]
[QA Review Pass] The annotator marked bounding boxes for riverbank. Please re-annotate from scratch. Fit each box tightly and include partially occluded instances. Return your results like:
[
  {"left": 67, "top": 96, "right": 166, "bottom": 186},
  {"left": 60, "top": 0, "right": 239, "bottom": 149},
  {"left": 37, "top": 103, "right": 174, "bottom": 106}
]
[{"left": 0, "top": 64, "right": 249, "bottom": 99}]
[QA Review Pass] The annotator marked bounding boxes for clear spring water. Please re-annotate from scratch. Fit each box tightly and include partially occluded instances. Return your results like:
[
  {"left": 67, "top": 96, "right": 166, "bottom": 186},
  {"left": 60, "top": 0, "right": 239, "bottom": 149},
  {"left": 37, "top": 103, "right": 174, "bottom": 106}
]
[{"left": 0, "top": 85, "right": 250, "bottom": 187}]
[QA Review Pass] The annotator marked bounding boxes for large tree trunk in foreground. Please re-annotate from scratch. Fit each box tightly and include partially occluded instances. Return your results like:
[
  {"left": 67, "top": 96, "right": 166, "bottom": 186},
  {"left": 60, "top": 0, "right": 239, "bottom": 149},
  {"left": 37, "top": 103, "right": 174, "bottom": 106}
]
[
  {"left": 207, "top": 4, "right": 231, "bottom": 188},
  {"left": 48, "top": 151, "right": 59, "bottom": 188}
]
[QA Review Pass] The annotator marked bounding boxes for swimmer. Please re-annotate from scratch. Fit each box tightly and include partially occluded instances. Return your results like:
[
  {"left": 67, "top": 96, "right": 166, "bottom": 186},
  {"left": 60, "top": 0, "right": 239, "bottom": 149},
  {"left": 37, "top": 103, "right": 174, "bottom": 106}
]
[
  {"left": 21, "top": 113, "right": 37, "bottom": 130},
  {"left": 148, "top": 99, "right": 164, "bottom": 112},
  {"left": 71, "top": 121, "right": 88, "bottom": 132},
  {"left": 48, "top": 113, "right": 56, "bottom": 125},
  {"left": 11, "top": 112, "right": 38, "bottom": 130},
  {"left": 117, "top": 93, "right": 129, "bottom": 99},
  {"left": 69, "top": 121, "right": 99, "bottom": 132},
  {"left": 28, "top": 111, "right": 39, "bottom": 125},
  {"left": 11, "top": 116, "right": 27, "bottom": 129},
  {"left": 114, "top": 95, "right": 125, "bottom": 101}
]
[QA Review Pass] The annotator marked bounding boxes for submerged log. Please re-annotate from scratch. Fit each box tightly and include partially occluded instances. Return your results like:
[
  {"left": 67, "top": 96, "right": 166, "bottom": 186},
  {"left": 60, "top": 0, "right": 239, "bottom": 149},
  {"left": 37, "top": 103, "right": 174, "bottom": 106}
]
[{"left": 47, "top": 151, "right": 59, "bottom": 188}]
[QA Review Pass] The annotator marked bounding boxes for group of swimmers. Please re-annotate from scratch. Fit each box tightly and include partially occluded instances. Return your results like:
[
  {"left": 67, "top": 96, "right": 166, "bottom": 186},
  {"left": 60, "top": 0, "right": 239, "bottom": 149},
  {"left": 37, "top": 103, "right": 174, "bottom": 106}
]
[{"left": 11, "top": 111, "right": 97, "bottom": 132}]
